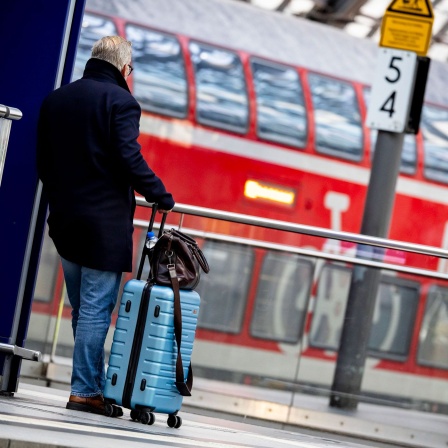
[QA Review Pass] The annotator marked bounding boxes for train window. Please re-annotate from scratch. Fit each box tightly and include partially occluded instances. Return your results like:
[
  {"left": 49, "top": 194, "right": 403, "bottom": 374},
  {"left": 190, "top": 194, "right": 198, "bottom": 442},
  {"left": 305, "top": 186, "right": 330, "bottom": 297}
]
[
  {"left": 189, "top": 42, "right": 249, "bottom": 134},
  {"left": 309, "top": 264, "right": 351, "bottom": 350},
  {"left": 72, "top": 14, "right": 118, "bottom": 81},
  {"left": 368, "top": 276, "right": 419, "bottom": 360},
  {"left": 251, "top": 59, "right": 307, "bottom": 148},
  {"left": 196, "top": 241, "right": 254, "bottom": 333},
  {"left": 308, "top": 74, "right": 363, "bottom": 161},
  {"left": 126, "top": 26, "right": 188, "bottom": 118},
  {"left": 250, "top": 253, "right": 313, "bottom": 343},
  {"left": 310, "top": 266, "right": 419, "bottom": 358},
  {"left": 417, "top": 286, "right": 448, "bottom": 370},
  {"left": 364, "top": 88, "right": 417, "bottom": 175},
  {"left": 422, "top": 105, "right": 448, "bottom": 184}
]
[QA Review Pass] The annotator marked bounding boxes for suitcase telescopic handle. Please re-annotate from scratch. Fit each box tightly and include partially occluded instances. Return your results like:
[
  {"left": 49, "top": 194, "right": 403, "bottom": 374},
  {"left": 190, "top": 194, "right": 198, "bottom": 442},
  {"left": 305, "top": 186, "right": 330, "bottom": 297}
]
[
  {"left": 148, "top": 203, "right": 168, "bottom": 236},
  {"left": 158, "top": 212, "right": 167, "bottom": 238},
  {"left": 148, "top": 203, "right": 158, "bottom": 233},
  {"left": 147, "top": 203, "right": 169, "bottom": 235},
  {"left": 136, "top": 204, "right": 169, "bottom": 280}
]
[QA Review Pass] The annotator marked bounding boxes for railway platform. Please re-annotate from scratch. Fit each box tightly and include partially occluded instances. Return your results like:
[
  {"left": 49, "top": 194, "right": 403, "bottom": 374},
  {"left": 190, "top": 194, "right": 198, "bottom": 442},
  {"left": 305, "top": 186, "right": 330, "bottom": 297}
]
[{"left": 1, "top": 382, "right": 447, "bottom": 448}]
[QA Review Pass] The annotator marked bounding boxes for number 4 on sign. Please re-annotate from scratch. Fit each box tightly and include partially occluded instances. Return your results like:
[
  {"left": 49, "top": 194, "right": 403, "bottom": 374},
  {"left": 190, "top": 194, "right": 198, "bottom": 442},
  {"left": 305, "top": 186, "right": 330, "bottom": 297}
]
[
  {"left": 381, "top": 91, "right": 396, "bottom": 118},
  {"left": 366, "top": 48, "right": 418, "bottom": 133}
]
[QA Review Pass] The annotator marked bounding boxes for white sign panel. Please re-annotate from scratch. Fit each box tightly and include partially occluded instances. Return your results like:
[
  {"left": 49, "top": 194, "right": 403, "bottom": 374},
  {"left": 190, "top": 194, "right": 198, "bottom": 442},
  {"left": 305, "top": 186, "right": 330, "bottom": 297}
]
[{"left": 366, "top": 48, "right": 418, "bottom": 133}]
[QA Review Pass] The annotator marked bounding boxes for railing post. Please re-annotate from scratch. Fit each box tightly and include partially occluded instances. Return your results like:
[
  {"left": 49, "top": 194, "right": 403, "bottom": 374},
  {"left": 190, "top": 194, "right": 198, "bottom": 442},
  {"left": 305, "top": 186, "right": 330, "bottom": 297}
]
[
  {"left": 0, "top": 105, "right": 22, "bottom": 186},
  {"left": 0, "top": 105, "right": 43, "bottom": 394}
]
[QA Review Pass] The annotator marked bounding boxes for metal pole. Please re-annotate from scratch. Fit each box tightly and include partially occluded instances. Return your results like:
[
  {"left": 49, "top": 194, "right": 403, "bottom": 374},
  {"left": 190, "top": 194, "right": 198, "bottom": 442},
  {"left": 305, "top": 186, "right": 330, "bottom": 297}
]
[{"left": 330, "top": 130, "right": 404, "bottom": 409}]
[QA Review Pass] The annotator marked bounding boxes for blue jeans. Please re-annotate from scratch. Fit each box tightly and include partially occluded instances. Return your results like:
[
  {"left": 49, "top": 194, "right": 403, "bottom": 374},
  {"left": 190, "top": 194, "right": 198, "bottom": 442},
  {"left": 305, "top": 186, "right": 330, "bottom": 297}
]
[{"left": 61, "top": 258, "right": 122, "bottom": 397}]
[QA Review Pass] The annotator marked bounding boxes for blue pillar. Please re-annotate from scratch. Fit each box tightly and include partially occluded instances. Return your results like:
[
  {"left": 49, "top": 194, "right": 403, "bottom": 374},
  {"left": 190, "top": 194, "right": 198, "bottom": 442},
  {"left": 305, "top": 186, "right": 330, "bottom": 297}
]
[{"left": 0, "top": 0, "right": 86, "bottom": 393}]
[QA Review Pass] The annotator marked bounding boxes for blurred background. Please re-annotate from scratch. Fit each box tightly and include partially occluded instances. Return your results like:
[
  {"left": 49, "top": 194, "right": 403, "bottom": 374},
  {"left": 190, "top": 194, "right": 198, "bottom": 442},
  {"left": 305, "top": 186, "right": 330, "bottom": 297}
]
[{"left": 20, "top": 0, "right": 448, "bottom": 442}]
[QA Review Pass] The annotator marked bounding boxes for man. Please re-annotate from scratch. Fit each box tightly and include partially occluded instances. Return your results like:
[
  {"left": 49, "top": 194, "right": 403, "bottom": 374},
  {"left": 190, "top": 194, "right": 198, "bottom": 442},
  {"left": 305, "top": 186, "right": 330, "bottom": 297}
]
[{"left": 37, "top": 36, "right": 174, "bottom": 415}]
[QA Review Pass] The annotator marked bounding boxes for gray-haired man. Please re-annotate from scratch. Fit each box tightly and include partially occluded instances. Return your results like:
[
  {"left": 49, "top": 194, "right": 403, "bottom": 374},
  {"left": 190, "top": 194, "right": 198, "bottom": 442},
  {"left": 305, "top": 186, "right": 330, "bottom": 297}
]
[{"left": 37, "top": 36, "right": 174, "bottom": 414}]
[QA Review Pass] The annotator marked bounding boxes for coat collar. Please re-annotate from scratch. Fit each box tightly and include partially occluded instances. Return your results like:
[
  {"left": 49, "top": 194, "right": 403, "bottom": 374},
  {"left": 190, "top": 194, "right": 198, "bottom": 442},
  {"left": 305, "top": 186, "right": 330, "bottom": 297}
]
[{"left": 82, "top": 58, "right": 131, "bottom": 93}]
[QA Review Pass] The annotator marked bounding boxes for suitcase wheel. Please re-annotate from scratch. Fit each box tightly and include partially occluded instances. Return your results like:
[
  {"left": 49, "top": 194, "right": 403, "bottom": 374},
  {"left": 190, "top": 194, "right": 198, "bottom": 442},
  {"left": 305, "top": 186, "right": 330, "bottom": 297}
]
[
  {"left": 167, "top": 414, "right": 182, "bottom": 429},
  {"left": 104, "top": 403, "right": 115, "bottom": 417},
  {"left": 112, "top": 405, "right": 123, "bottom": 418},
  {"left": 140, "top": 411, "right": 155, "bottom": 425},
  {"left": 130, "top": 409, "right": 155, "bottom": 425}
]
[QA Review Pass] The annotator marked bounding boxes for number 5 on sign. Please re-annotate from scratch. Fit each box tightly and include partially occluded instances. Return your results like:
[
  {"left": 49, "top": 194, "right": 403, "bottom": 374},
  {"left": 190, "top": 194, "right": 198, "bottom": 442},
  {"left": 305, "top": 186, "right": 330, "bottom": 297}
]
[{"left": 366, "top": 48, "right": 417, "bottom": 133}]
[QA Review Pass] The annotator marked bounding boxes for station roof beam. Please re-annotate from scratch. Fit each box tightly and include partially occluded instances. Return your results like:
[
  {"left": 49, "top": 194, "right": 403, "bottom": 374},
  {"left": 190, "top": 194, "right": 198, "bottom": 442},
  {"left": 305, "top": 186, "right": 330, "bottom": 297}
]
[{"left": 305, "top": 0, "right": 369, "bottom": 27}]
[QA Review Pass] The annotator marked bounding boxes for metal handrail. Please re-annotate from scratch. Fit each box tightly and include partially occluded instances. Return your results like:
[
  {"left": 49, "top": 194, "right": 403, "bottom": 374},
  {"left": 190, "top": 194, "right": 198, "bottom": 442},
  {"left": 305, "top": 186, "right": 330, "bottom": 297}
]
[
  {"left": 133, "top": 219, "right": 448, "bottom": 281},
  {"left": 0, "top": 104, "right": 22, "bottom": 120},
  {"left": 45, "top": 200, "right": 448, "bottom": 392},
  {"left": 136, "top": 197, "right": 448, "bottom": 260}
]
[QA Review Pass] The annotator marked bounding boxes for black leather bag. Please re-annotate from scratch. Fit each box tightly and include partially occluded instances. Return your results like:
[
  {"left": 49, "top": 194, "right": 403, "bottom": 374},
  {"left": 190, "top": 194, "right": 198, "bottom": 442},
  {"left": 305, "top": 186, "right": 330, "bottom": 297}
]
[{"left": 150, "top": 228, "right": 210, "bottom": 290}]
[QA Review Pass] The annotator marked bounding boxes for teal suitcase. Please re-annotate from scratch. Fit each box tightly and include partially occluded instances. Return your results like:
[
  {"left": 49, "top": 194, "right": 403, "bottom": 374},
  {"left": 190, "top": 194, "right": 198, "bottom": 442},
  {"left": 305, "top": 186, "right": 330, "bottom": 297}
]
[{"left": 104, "top": 279, "right": 200, "bottom": 427}]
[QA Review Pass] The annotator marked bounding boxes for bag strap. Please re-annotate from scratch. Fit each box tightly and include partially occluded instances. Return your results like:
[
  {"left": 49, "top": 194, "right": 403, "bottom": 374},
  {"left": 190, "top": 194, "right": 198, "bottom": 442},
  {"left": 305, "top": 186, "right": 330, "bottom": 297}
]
[
  {"left": 168, "top": 264, "right": 193, "bottom": 396},
  {"left": 170, "top": 229, "right": 197, "bottom": 245},
  {"left": 192, "top": 245, "right": 210, "bottom": 273}
]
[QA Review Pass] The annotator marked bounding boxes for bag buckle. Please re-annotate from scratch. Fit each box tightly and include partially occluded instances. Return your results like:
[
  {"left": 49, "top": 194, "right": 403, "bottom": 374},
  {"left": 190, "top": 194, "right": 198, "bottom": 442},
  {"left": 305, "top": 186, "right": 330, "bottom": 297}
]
[
  {"left": 165, "top": 249, "right": 174, "bottom": 264},
  {"left": 167, "top": 263, "right": 176, "bottom": 278}
]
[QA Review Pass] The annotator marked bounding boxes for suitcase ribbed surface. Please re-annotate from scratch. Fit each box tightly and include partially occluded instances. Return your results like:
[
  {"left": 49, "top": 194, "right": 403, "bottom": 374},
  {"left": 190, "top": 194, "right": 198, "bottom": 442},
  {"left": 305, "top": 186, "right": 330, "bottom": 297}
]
[{"left": 104, "top": 280, "right": 200, "bottom": 414}]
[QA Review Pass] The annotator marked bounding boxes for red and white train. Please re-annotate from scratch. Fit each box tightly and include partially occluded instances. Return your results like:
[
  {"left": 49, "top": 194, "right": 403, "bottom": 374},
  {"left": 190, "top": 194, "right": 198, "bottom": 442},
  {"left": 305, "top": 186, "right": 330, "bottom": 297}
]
[{"left": 28, "top": 0, "right": 448, "bottom": 412}]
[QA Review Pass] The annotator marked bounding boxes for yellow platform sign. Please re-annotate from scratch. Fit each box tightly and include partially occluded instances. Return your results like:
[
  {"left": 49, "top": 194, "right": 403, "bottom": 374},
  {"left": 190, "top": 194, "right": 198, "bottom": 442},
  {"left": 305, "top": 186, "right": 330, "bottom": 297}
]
[{"left": 380, "top": 0, "right": 434, "bottom": 56}]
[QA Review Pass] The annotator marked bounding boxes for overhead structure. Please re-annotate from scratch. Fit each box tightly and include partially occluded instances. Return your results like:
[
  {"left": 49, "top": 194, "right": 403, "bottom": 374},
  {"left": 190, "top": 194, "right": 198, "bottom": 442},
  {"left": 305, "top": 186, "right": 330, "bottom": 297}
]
[
  {"left": 235, "top": 0, "right": 448, "bottom": 62},
  {"left": 306, "top": 0, "right": 370, "bottom": 27}
]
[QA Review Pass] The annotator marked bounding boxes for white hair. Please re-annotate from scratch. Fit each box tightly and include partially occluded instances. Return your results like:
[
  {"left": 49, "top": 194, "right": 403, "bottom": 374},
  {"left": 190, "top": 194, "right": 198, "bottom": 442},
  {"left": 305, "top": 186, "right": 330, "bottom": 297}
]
[{"left": 91, "top": 36, "right": 132, "bottom": 72}]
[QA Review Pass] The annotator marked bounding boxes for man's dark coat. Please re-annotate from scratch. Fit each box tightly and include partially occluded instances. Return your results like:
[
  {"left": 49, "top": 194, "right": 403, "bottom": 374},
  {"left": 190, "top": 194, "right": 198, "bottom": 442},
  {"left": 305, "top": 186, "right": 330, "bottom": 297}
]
[{"left": 37, "top": 58, "right": 175, "bottom": 272}]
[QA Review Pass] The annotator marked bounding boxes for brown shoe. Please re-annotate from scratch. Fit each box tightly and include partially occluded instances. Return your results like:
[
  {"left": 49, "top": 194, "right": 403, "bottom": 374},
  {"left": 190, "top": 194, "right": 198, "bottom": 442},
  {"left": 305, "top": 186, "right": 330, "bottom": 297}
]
[{"left": 66, "top": 394, "right": 107, "bottom": 415}]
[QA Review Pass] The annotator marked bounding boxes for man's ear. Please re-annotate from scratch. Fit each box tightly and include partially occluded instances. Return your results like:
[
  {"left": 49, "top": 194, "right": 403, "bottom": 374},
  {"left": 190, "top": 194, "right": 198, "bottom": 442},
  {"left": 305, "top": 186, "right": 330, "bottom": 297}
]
[{"left": 121, "top": 64, "right": 128, "bottom": 79}]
